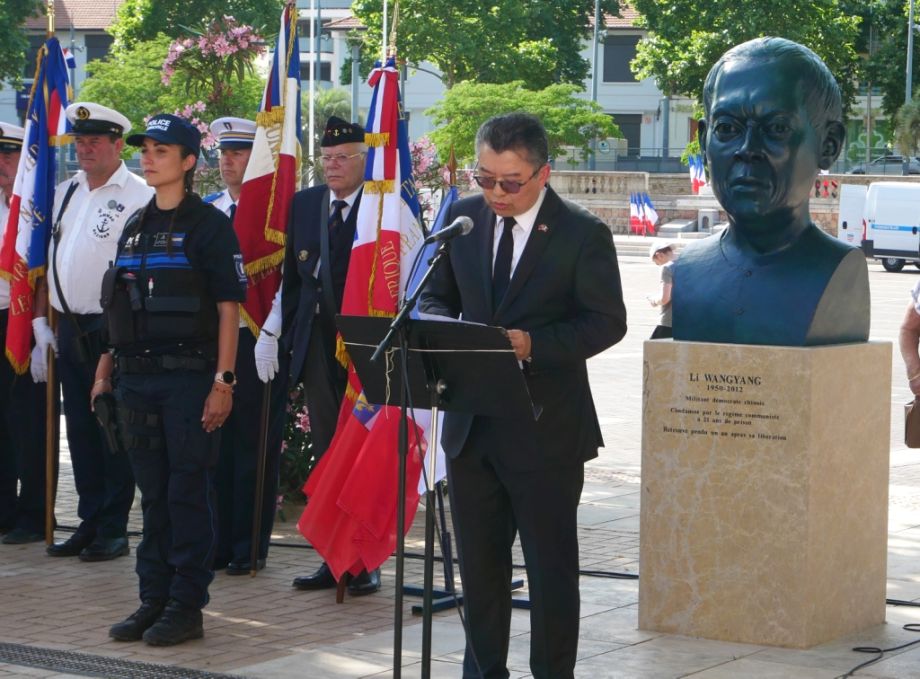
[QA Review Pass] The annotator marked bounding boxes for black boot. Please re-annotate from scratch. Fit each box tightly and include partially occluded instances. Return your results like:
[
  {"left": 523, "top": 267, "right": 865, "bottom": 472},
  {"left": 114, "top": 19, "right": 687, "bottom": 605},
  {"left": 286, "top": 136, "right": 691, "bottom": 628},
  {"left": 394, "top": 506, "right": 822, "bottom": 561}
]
[
  {"left": 142, "top": 599, "right": 203, "bottom": 646},
  {"left": 109, "top": 599, "right": 166, "bottom": 641}
]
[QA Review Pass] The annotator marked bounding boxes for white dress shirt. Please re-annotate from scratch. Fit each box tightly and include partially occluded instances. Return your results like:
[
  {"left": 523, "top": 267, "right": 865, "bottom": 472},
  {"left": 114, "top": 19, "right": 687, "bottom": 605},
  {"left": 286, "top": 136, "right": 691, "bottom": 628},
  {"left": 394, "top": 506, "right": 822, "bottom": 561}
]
[
  {"left": 491, "top": 188, "right": 547, "bottom": 277},
  {"left": 48, "top": 162, "right": 153, "bottom": 314}
]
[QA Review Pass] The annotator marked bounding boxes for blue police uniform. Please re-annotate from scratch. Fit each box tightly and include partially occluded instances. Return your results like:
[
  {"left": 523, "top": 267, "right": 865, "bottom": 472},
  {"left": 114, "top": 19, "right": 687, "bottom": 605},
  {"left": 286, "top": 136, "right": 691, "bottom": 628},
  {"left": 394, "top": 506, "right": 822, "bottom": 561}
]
[{"left": 105, "top": 194, "right": 246, "bottom": 610}]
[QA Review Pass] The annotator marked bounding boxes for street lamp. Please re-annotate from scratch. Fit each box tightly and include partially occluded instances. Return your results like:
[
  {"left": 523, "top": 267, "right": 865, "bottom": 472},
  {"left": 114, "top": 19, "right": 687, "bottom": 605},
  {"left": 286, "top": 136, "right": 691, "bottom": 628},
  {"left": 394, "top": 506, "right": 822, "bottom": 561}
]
[{"left": 908, "top": 0, "right": 915, "bottom": 106}]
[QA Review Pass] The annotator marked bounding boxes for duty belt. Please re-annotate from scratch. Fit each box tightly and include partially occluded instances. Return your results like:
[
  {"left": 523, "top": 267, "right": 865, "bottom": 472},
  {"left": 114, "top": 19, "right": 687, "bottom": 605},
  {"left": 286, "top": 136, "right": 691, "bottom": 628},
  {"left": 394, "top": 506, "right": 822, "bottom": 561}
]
[{"left": 116, "top": 354, "right": 211, "bottom": 374}]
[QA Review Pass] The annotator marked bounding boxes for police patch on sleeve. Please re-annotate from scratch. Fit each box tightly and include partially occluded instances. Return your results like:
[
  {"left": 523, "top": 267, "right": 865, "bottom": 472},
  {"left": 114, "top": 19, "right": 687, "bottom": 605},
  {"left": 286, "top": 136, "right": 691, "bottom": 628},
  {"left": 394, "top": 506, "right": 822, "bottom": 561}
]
[{"left": 233, "top": 254, "right": 247, "bottom": 284}]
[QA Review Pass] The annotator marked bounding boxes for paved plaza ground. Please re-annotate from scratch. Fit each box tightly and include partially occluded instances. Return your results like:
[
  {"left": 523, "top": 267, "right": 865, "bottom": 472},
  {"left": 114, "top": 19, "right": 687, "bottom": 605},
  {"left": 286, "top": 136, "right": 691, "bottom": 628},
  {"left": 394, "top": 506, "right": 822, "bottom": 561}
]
[{"left": 1, "top": 239, "right": 920, "bottom": 678}]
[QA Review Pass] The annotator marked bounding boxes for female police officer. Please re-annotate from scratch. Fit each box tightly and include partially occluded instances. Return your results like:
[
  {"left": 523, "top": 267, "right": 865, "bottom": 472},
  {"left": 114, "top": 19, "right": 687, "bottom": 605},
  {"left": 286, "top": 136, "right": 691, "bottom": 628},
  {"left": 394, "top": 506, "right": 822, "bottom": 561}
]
[{"left": 91, "top": 113, "right": 247, "bottom": 646}]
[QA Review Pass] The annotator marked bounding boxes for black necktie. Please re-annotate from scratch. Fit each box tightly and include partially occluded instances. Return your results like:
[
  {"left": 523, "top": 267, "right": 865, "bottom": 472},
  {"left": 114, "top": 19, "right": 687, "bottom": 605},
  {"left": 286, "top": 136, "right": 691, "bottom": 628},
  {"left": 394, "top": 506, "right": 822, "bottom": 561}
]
[
  {"left": 229, "top": 203, "right": 236, "bottom": 222},
  {"left": 492, "top": 216, "right": 515, "bottom": 310},
  {"left": 329, "top": 199, "right": 347, "bottom": 233}
]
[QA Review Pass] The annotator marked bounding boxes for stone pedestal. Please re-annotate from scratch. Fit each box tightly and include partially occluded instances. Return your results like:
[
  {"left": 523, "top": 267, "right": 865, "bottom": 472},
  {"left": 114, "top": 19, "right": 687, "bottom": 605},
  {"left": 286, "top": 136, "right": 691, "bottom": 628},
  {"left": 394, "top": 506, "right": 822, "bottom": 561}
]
[{"left": 639, "top": 341, "right": 891, "bottom": 648}]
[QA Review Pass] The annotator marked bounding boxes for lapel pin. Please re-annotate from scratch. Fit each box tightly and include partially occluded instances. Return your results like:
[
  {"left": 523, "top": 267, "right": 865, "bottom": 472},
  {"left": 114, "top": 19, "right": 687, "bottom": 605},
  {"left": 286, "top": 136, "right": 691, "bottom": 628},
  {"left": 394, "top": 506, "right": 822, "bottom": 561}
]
[
  {"left": 537, "top": 224, "right": 549, "bottom": 233},
  {"left": 298, "top": 249, "right": 309, "bottom": 261}
]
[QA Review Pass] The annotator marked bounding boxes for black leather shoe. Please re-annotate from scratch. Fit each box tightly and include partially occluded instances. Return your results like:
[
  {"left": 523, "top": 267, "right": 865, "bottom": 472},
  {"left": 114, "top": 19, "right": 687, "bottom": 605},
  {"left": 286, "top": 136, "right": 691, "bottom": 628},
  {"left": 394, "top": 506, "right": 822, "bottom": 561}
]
[
  {"left": 348, "top": 568, "right": 381, "bottom": 596},
  {"left": 109, "top": 599, "right": 166, "bottom": 641},
  {"left": 79, "top": 536, "right": 130, "bottom": 562},
  {"left": 225, "top": 559, "right": 265, "bottom": 575},
  {"left": 142, "top": 599, "right": 203, "bottom": 646},
  {"left": 292, "top": 562, "right": 336, "bottom": 590},
  {"left": 46, "top": 532, "right": 94, "bottom": 557},
  {"left": 2, "top": 527, "right": 43, "bottom": 544}
]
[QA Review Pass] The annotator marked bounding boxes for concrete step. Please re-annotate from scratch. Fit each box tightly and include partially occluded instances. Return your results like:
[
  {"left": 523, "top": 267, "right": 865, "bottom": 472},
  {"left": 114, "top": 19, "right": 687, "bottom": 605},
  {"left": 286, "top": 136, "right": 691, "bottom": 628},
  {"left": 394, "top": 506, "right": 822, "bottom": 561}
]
[{"left": 613, "top": 233, "right": 714, "bottom": 258}]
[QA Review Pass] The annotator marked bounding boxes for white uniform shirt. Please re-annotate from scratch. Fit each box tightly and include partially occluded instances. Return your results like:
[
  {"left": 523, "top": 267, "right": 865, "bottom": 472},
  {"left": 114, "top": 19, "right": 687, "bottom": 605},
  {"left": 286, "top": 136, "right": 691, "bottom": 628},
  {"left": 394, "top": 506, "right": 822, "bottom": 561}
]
[
  {"left": 0, "top": 190, "right": 10, "bottom": 309},
  {"left": 48, "top": 162, "right": 153, "bottom": 314},
  {"left": 208, "top": 189, "right": 236, "bottom": 217}
]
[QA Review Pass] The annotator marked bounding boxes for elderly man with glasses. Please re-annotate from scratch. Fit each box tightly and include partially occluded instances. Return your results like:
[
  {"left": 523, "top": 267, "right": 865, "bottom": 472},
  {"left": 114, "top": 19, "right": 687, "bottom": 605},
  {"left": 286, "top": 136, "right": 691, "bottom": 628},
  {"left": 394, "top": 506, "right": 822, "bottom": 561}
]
[{"left": 274, "top": 116, "right": 380, "bottom": 596}]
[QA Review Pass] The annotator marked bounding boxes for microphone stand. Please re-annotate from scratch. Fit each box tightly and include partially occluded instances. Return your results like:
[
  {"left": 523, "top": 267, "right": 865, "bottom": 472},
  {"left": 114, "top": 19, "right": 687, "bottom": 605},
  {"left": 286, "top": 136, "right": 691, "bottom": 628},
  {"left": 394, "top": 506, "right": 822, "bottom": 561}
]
[{"left": 371, "top": 240, "right": 451, "bottom": 679}]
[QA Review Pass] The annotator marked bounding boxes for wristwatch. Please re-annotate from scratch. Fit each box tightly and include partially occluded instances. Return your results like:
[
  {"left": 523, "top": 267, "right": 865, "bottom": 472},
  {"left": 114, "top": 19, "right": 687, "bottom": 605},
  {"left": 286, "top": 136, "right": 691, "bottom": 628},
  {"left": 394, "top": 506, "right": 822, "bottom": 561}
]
[{"left": 215, "top": 370, "right": 236, "bottom": 387}]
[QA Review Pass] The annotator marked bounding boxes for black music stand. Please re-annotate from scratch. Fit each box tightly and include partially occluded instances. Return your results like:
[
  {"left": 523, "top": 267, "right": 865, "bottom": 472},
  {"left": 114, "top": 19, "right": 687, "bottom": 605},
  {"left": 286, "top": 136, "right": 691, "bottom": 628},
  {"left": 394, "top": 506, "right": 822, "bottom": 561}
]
[{"left": 337, "top": 314, "right": 537, "bottom": 679}]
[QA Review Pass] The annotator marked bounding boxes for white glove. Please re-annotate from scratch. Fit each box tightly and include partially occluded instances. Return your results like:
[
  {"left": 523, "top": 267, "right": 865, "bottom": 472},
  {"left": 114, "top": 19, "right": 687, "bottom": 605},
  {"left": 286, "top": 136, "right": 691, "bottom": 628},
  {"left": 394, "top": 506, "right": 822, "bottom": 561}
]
[
  {"left": 32, "top": 317, "right": 58, "bottom": 355},
  {"left": 254, "top": 331, "right": 279, "bottom": 383},
  {"left": 30, "top": 317, "right": 58, "bottom": 383},
  {"left": 30, "top": 343, "right": 48, "bottom": 383}
]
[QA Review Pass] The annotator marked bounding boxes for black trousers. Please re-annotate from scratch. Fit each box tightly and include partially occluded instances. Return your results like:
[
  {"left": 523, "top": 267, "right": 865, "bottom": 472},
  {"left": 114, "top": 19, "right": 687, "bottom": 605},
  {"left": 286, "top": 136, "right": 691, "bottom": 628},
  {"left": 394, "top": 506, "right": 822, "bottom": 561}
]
[
  {"left": 117, "top": 370, "right": 219, "bottom": 609},
  {"left": 0, "top": 314, "right": 47, "bottom": 533},
  {"left": 58, "top": 313, "right": 134, "bottom": 538},
  {"left": 301, "top": 320, "right": 347, "bottom": 460},
  {"left": 447, "top": 417, "right": 584, "bottom": 679},
  {"left": 215, "top": 328, "right": 289, "bottom": 565}
]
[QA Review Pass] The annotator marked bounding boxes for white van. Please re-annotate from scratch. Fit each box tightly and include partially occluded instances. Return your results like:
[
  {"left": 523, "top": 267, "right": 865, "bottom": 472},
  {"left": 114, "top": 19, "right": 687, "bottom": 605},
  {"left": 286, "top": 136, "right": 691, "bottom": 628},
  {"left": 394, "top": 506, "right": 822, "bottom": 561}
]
[{"left": 860, "top": 181, "right": 920, "bottom": 272}]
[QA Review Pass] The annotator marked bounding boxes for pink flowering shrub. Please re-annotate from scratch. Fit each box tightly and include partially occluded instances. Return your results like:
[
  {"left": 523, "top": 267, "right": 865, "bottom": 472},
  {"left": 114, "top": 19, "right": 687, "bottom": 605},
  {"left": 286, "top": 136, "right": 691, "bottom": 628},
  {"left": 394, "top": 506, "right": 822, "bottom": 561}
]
[
  {"left": 160, "top": 16, "right": 265, "bottom": 118},
  {"left": 410, "top": 136, "right": 447, "bottom": 223},
  {"left": 279, "top": 381, "right": 315, "bottom": 505}
]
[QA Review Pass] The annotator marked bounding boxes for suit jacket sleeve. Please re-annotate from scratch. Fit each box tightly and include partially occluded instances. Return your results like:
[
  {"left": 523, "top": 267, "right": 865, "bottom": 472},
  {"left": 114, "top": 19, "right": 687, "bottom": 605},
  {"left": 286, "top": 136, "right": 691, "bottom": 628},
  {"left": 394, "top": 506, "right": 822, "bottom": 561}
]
[
  {"left": 281, "top": 193, "right": 302, "bottom": 338},
  {"left": 528, "top": 211, "right": 627, "bottom": 369}
]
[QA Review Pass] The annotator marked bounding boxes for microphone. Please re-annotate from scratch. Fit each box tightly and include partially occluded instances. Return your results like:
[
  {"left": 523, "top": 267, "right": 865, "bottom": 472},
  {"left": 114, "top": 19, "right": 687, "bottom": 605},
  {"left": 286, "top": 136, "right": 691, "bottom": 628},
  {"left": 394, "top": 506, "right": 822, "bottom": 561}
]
[{"left": 423, "top": 216, "right": 474, "bottom": 244}]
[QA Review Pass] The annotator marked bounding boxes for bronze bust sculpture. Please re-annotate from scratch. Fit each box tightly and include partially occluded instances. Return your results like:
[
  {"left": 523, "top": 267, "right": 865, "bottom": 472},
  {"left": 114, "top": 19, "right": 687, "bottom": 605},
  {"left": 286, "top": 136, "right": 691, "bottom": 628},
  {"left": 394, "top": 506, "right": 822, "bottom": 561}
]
[{"left": 672, "top": 37, "right": 869, "bottom": 346}]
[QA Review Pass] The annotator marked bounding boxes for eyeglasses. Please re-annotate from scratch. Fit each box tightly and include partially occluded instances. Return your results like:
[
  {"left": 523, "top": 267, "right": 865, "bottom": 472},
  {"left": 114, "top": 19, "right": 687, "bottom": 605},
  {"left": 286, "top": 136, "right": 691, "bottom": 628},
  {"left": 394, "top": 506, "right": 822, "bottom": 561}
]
[
  {"left": 320, "top": 152, "right": 365, "bottom": 164},
  {"left": 472, "top": 167, "right": 541, "bottom": 194}
]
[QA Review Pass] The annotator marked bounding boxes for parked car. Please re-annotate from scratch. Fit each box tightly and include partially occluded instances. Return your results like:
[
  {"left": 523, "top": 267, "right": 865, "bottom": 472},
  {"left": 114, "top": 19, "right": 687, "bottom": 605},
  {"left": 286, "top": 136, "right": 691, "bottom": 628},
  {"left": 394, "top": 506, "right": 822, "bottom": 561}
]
[{"left": 848, "top": 155, "right": 920, "bottom": 175}]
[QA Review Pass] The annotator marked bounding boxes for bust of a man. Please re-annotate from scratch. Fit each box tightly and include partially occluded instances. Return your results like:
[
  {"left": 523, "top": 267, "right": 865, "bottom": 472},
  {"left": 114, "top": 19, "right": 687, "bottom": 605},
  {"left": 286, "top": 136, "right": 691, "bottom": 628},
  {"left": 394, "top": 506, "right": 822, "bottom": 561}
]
[{"left": 672, "top": 37, "right": 869, "bottom": 346}]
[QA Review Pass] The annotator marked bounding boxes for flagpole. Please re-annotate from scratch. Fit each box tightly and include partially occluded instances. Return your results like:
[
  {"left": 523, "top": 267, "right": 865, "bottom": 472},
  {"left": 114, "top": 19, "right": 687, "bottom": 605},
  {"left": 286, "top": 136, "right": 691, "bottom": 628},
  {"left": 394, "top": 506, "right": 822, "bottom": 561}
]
[
  {"left": 382, "top": 1, "right": 388, "bottom": 62},
  {"left": 308, "top": 0, "right": 316, "bottom": 186},
  {"left": 43, "top": 0, "right": 61, "bottom": 547}
]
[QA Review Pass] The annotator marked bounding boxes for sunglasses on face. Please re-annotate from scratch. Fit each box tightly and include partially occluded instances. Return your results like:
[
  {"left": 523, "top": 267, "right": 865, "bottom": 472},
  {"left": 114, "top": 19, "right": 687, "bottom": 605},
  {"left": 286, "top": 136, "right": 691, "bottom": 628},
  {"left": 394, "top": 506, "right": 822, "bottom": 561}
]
[{"left": 472, "top": 167, "right": 541, "bottom": 194}]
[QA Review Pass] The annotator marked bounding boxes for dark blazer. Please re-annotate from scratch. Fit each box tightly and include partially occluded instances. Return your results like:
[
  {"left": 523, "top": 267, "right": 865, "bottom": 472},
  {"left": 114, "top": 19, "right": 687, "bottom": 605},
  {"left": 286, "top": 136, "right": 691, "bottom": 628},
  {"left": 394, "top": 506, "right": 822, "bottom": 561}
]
[
  {"left": 281, "top": 184, "right": 362, "bottom": 381},
  {"left": 419, "top": 186, "right": 627, "bottom": 470}
]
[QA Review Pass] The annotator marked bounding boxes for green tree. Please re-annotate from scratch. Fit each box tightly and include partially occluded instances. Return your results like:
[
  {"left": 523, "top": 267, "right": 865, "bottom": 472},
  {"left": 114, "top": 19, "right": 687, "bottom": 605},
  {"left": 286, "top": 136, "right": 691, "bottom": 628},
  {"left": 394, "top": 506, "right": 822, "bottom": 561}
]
[
  {"left": 859, "top": 0, "right": 918, "bottom": 121},
  {"left": 895, "top": 96, "right": 920, "bottom": 156},
  {"left": 630, "top": 0, "right": 861, "bottom": 113},
  {"left": 426, "top": 81, "right": 619, "bottom": 165},
  {"left": 302, "top": 87, "right": 355, "bottom": 184},
  {"left": 0, "top": 0, "right": 43, "bottom": 86},
  {"left": 350, "top": 0, "right": 621, "bottom": 89},
  {"left": 110, "top": 0, "right": 283, "bottom": 48}
]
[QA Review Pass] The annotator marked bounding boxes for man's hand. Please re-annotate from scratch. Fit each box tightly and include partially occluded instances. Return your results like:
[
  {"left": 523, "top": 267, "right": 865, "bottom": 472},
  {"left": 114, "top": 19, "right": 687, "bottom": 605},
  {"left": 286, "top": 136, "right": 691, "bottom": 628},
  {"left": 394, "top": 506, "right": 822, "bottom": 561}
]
[
  {"left": 254, "top": 331, "right": 279, "bottom": 383},
  {"left": 29, "top": 344, "right": 48, "bottom": 383},
  {"left": 507, "top": 329, "right": 531, "bottom": 362},
  {"left": 32, "top": 316, "right": 58, "bottom": 355}
]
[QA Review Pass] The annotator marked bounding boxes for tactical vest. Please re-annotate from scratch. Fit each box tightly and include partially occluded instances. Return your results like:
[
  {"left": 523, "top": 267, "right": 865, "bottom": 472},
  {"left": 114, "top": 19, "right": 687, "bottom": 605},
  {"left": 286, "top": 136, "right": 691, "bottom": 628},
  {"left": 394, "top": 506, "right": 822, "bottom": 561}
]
[{"left": 101, "top": 212, "right": 218, "bottom": 350}]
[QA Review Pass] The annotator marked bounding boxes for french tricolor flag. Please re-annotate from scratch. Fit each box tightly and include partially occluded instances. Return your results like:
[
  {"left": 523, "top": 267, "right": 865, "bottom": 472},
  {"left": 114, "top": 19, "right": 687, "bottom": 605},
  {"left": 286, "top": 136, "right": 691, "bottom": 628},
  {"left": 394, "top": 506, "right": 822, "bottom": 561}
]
[
  {"left": 629, "top": 192, "right": 642, "bottom": 234},
  {"left": 297, "top": 56, "right": 428, "bottom": 582},
  {"left": 0, "top": 37, "right": 70, "bottom": 373},
  {"left": 233, "top": 3, "right": 301, "bottom": 334}
]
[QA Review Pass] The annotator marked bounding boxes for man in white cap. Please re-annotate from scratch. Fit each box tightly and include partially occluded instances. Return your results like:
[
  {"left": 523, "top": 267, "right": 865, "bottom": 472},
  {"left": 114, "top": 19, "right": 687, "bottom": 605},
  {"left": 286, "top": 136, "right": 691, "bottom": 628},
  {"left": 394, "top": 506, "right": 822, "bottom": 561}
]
[
  {"left": 0, "top": 122, "right": 47, "bottom": 545},
  {"left": 33, "top": 102, "right": 153, "bottom": 561},
  {"left": 204, "top": 116, "right": 255, "bottom": 217},
  {"left": 205, "top": 116, "right": 289, "bottom": 575}
]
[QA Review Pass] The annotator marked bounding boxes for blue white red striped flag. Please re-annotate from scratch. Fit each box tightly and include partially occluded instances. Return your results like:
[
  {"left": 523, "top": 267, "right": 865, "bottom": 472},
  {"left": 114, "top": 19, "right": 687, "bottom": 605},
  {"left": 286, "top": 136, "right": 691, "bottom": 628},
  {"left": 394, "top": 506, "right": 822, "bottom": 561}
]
[
  {"left": 0, "top": 38, "right": 71, "bottom": 372},
  {"left": 298, "top": 56, "right": 428, "bottom": 582},
  {"left": 233, "top": 3, "right": 301, "bottom": 334}
]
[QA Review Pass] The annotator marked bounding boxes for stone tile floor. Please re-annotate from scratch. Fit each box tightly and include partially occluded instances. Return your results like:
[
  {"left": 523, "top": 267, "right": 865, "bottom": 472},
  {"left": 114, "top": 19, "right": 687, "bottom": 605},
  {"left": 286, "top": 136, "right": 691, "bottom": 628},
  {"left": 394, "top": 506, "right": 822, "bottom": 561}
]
[{"left": 1, "top": 253, "right": 919, "bottom": 678}]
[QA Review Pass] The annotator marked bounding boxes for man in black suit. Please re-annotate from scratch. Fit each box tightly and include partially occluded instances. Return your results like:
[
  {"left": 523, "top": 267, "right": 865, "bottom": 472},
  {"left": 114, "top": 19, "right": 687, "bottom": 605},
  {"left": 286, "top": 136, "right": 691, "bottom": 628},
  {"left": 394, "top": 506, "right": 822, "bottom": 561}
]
[
  {"left": 279, "top": 116, "right": 380, "bottom": 595},
  {"left": 420, "top": 113, "right": 627, "bottom": 679}
]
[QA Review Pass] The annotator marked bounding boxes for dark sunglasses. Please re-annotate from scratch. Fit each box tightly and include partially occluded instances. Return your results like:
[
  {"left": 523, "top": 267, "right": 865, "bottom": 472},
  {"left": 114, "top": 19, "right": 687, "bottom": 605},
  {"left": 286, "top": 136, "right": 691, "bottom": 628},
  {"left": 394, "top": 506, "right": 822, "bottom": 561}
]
[{"left": 472, "top": 167, "right": 541, "bottom": 194}]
